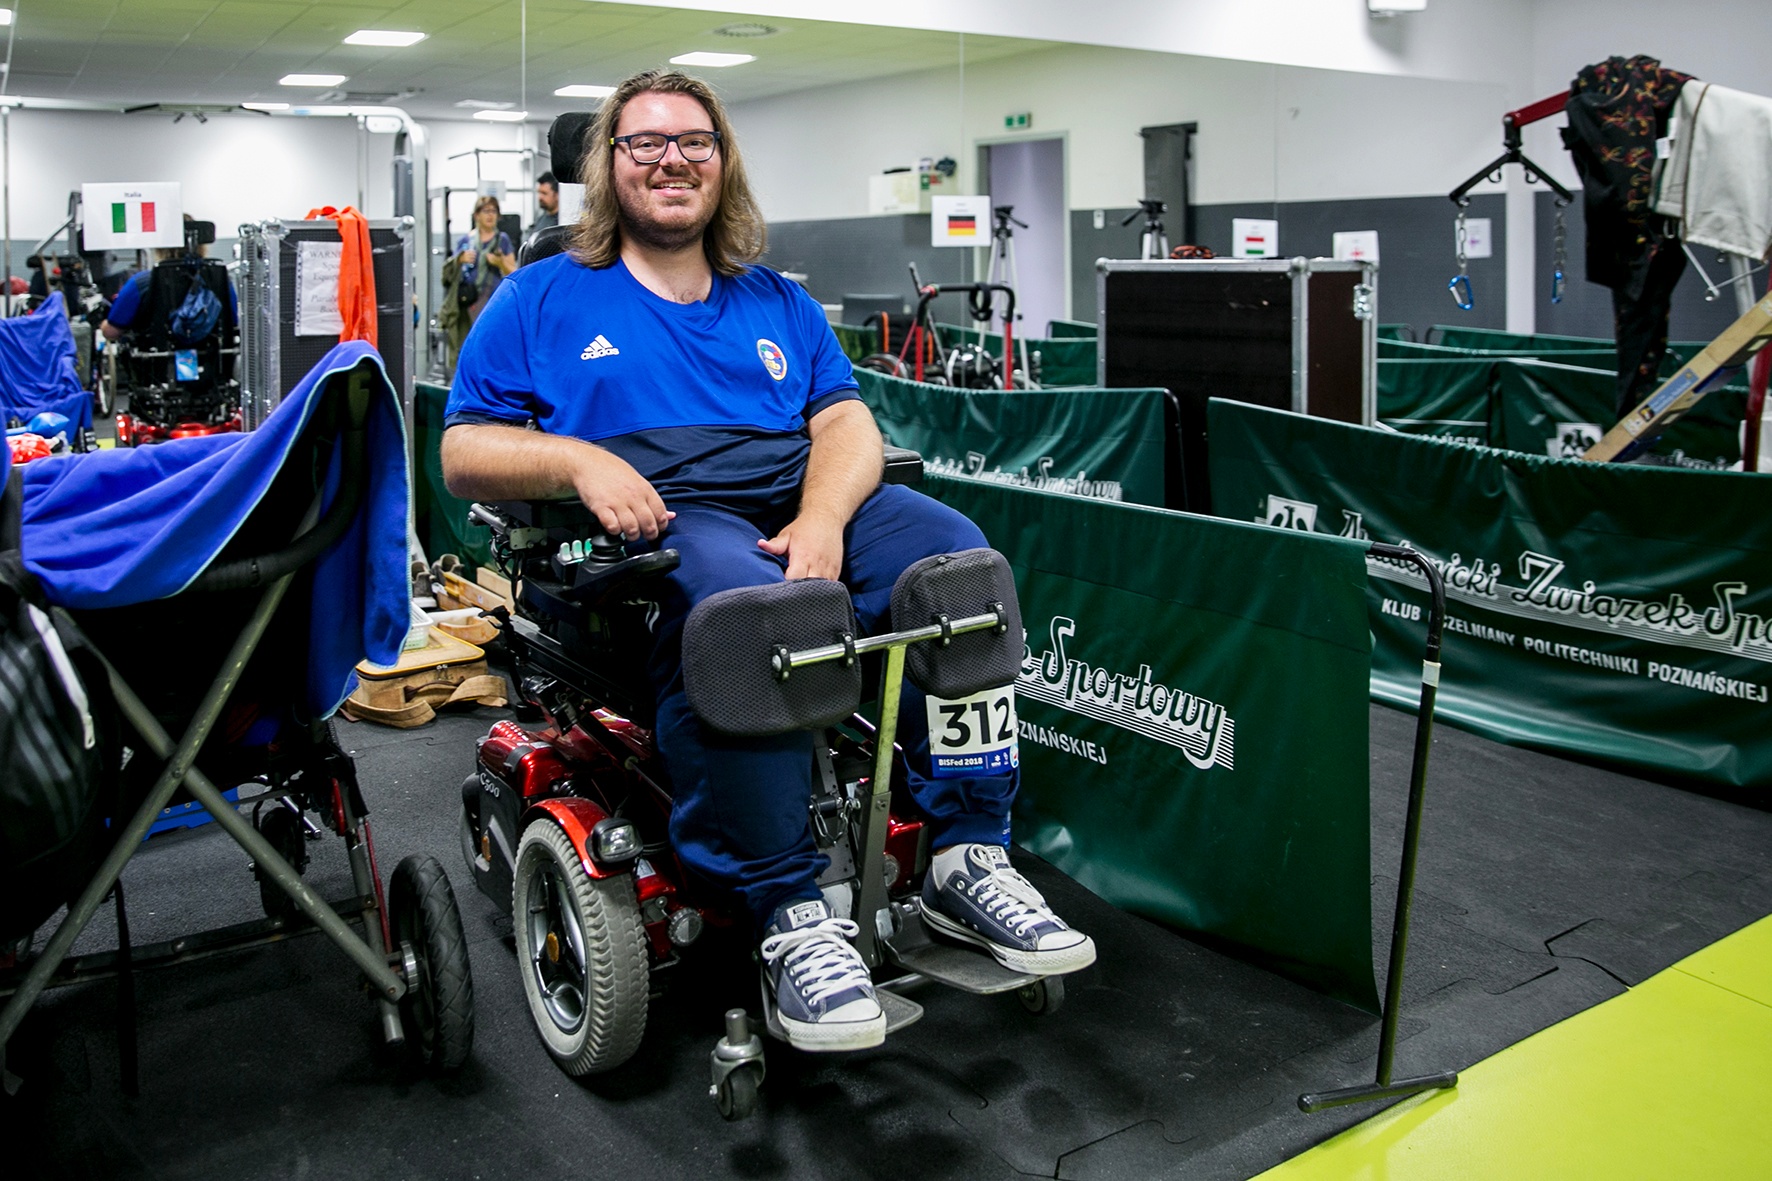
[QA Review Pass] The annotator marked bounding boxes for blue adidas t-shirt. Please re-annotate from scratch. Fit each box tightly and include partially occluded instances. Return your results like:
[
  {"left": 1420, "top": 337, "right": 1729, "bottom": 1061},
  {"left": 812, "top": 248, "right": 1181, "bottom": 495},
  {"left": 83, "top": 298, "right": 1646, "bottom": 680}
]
[{"left": 445, "top": 254, "right": 860, "bottom": 516}]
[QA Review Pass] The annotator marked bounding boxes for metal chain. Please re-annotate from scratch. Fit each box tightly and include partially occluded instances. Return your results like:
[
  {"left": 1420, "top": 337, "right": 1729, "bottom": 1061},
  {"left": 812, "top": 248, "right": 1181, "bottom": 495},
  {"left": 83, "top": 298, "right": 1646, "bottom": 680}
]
[
  {"left": 1550, "top": 198, "right": 1569, "bottom": 305},
  {"left": 1448, "top": 202, "right": 1473, "bottom": 310}
]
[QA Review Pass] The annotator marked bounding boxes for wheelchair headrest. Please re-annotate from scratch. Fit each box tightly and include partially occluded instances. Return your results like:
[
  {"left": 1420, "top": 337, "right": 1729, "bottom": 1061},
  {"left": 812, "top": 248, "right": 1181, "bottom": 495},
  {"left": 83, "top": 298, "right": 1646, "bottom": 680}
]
[
  {"left": 549, "top": 111, "right": 596, "bottom": 183},
  {"left": 890, "top": 548, "right": 1022, "bottom": 700},
  {"left": 682, "top": 579, "right": 863, "bottom": 736},
  {"left": 517, "top": 222, "right": 575, "bottom": 269}
]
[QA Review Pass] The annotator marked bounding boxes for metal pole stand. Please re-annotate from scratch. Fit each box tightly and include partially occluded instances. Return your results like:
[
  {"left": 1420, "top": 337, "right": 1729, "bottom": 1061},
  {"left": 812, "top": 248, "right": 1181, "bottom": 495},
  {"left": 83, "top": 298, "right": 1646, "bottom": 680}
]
[{"left": 1299, "top": 542, "right": 1458, "bottom": 1113}]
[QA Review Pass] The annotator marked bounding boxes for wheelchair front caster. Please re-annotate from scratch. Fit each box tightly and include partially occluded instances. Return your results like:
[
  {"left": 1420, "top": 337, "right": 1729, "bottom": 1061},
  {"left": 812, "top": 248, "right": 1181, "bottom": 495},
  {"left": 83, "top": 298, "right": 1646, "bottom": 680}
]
[
  {"left": 710, "top": 1008, "right": 766, "bottom": 1122},
  {"left": 252, "top": 802, "right": 308, "bottom": 920},
  {"left": 1017, "top": 974, "right": 1064, "bottom": 1016}
]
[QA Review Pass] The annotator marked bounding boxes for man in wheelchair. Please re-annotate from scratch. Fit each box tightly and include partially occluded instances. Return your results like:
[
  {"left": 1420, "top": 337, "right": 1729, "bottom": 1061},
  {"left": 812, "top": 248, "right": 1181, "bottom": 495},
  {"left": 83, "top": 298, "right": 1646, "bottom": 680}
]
[
  {"left": 442, "top": 70, "right": 1092, "bottom": 1054},
  {"left": 99, "top": 218, "right": 240, "bottom": 445}
]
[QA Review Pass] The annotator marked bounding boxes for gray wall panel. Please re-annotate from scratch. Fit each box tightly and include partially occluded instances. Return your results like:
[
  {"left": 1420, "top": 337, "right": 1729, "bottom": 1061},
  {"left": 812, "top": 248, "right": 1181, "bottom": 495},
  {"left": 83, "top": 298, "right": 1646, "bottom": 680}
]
[
  {"left": 760, "top": 214, "right": 972, "bottom": 316},
  {"left": 1533, "top": 191, "right": 1741, "bottom": 345}
]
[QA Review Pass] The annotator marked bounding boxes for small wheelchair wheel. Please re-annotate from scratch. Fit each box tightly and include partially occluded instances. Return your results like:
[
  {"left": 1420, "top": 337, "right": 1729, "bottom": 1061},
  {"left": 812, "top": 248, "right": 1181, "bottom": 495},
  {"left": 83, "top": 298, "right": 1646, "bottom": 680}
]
[
  {"left": 513, "top": 820, "right": 649, "bottom": 1075},
  {"left": 857, "top": 352, "right": 907, "bottom": 378},
  {"left": 254, "top": 804, "right": 307, "bottom": 920},
  {"left": 1017, "top": 974, "right": 1064, "bottom": 1016},
  {"left": 390, "top": 854, "right": 477, "bottom": 1072},
  {"left": 717, "top": 1064, "right": 761, "bottom": 1122}
]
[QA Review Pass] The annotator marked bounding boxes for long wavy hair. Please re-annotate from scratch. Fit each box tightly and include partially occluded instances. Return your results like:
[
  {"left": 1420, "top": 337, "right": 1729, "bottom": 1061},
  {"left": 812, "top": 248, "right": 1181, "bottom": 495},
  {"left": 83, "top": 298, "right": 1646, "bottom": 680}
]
[{"left": 569, "top": 70, "right": 766, "bottom": 276}]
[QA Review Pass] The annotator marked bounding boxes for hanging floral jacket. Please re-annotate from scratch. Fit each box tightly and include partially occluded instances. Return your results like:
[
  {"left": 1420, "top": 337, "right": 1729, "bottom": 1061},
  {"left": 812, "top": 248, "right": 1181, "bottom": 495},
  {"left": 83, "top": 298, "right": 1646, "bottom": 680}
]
[{"left": 1561, "top": 55, "right": 1692, "bottom": 298}]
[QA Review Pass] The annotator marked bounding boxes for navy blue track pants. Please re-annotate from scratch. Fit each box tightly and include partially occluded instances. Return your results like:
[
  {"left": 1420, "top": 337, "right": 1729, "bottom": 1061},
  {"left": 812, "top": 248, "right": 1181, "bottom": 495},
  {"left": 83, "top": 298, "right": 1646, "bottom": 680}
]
[{"left": 644, "top": 482, "right": 1017, "bottom": 931}]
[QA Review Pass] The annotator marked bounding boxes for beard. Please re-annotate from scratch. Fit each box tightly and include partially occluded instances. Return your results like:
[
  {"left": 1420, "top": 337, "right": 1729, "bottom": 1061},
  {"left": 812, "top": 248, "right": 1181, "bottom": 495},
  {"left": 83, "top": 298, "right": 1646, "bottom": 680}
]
[{"left": 616, "top": 183, "right": 718, "bottom": 253}]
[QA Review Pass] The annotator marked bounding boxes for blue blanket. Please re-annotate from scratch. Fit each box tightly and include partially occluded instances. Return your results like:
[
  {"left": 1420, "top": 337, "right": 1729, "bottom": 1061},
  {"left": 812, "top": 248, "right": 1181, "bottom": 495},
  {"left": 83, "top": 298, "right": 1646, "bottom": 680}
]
[
  {"left": 0, "top": 293, "right": 92, "bottom": 433},
  {"left": 19, "top": 341, "right": 410, "bottom": 716}
]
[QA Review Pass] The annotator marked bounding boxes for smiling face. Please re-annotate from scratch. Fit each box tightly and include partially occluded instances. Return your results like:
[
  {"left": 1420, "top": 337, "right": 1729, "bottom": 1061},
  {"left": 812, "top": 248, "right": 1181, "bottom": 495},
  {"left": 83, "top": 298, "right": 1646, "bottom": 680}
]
[{"left": 611, "top": 90, "right": 723, "bottom": 253}]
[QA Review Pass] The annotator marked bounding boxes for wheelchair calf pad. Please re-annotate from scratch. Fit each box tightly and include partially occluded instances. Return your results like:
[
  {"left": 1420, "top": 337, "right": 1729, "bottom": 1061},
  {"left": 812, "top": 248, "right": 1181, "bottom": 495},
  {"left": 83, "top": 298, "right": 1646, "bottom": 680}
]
[
  {"left": 890, "top": 548, "right": 1023, "bottom": 700},
  {"left": 683, "top": 579, "right": 864, "bottom": 736}
]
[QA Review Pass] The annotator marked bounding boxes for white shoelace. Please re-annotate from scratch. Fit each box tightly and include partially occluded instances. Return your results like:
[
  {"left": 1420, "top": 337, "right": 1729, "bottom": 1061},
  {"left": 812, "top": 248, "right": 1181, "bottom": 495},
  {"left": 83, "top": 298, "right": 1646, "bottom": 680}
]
[
  {"left": 967, "top": 867, "right": 1060, "bottom": 939},
  {"left": 760, "top": 918, "right": 871, "bottom": 1007}
]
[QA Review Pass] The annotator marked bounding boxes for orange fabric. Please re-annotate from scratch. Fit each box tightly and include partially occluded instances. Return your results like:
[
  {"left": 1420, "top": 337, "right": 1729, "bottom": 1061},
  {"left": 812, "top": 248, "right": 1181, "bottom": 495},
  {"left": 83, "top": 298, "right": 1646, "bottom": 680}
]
[{"left": 303, "top": 205, "right": 378, "bottom": 347}]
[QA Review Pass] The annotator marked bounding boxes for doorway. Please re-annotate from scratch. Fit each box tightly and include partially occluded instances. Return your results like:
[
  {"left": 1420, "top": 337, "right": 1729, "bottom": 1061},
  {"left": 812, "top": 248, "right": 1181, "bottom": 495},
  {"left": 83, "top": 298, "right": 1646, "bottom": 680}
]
[{"left": 980, "top": 137, "right": 1067, "bottom": 339}]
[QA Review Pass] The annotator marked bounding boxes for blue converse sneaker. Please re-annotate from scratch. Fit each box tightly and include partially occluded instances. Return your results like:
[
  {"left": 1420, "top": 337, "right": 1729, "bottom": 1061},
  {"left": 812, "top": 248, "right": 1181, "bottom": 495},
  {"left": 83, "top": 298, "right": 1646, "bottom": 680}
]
[
  {"left": 760, "top": 898, "right": 886, "bottom": 1052},
  {"left": 920, "top": 844, "right": 1097, "bottom": 975}
]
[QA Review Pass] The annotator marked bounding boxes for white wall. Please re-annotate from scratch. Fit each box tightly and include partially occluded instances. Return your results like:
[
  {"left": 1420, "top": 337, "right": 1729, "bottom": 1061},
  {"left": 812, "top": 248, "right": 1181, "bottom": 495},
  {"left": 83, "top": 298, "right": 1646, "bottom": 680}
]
[
  {"left": 733, "top": 42, "right": 1508, "bottom": 224},
  {"left": 1522, "top": 2, "right": 1772, "bottom": 193},
  {"left": 0, "top": 108, "right": 399, "bottom": 244}
]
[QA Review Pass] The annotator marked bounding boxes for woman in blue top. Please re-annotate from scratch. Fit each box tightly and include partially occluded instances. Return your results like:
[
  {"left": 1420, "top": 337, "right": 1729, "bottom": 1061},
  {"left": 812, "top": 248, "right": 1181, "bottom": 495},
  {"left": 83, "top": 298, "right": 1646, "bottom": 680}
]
[{"left": 452, "top": 195, "right": 516, "bottom": 324}]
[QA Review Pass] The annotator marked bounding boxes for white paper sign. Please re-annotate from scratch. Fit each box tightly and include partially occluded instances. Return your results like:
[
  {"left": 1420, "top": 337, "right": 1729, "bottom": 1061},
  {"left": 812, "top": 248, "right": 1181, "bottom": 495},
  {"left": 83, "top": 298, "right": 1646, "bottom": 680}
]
[
  {"left": 1332, "top": 230, "right": 1380, "bottom": 262},
  {"left": 294, "top": 240, "right": 344, "bottom": 337},
  {"left": 79, "top": 182, "right": 184, "bottom": 250},
  {"left": 931, "top": 195, "right": 990, "bottom": 248},
  {"left": 1461, "top": 217, "right": 1494, "bottom": 259},
  {"left": 1232, "top": 217, "right": 1279, "bottom": 258},
  {"left": 926, "top": 686, "right": 1019, "bottom": 778}
]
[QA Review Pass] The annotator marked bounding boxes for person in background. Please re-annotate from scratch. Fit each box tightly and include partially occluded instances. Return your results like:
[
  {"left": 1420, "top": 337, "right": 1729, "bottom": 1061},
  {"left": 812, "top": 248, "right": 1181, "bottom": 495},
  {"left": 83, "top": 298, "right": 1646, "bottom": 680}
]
[
  {"left": 442, "top": 196, "right": 517, "bottom": 372},
  {"left": 100, "top": 216, "right": 233, "bottom": 341},
  {"left": 523, "top": 172, "right": 560, "bottom": 254}
]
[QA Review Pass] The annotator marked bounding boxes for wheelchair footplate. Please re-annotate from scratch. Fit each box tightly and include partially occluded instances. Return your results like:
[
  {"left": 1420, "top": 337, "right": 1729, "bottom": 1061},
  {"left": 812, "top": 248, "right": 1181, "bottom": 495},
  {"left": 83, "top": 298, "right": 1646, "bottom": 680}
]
[
  {"left": 759, "top": 973, "right": 926, "bottom": 1042},
  {"left": 880, "top": 900, "right": 1043, "bottom": 995}
]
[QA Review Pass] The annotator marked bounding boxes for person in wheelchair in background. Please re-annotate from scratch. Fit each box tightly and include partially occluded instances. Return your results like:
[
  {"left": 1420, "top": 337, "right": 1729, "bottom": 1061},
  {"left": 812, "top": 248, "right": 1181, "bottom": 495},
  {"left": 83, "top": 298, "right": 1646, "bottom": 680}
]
[
  {"left": 441, "top": 69, "right": 1093, "bottom": 1053},
  {"left": 99, "top": 216, "right": 240, "bottom": 445}
]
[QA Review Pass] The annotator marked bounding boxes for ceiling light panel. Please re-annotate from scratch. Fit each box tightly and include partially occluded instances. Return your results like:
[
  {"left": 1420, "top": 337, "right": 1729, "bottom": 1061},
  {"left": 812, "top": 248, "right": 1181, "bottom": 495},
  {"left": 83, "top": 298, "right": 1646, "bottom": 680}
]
[
  {"left": 555, "top": 84, "right": 615, "bottom": 98},
  {"left": 0, "top": 10, "right": 13, "bottom": 27},
  {"left": 344, "top": 30, "right": 427, "bottom": 47},
  {"left": 474, "top": 110, "right": 528, "bottom": 122},
  {"left": 242, "top": 102, "right": 289, "bottom": 110},
  {"left": 280, "top": 74, "right": 348, "bottom": 87},
  {"left": 669, "top": 52, "right": 755, "bottom": 68}
]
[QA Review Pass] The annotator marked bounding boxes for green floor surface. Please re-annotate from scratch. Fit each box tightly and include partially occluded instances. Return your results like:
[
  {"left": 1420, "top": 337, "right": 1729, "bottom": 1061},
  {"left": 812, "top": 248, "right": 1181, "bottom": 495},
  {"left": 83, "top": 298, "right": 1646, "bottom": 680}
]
[{"left": 1257, "top": 916, "right": 1772, "bottom": 1180}]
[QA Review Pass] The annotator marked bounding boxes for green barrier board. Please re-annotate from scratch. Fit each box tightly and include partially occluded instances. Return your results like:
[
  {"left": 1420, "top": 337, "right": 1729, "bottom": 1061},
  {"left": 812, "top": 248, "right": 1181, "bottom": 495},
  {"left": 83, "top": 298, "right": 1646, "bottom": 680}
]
[
  {"left": 833, "top": 322, "right": 880, "bottom": 364},
  {"left": 1208, "top": 399, "right": 1772, "bottom": 794},
  {"left": 1493, "top": 358, "right": 1746, "bottom": 466},
  {"left": 934, "top": 322, "right": 1099, "bottom": 388},
  {"left": 414, "top": 381, "right": 493, "bottom": 573},
  {"left": 1377, "top": 323, "right": 1415, "bottom": 342},
  {"left": 854, "top": 368, "right": 1168, "bottom": 506},
  {"left": 925, "top": 473, "right": 1379, "bottom": 1008},
  {"left": 1378, "top": 358, "right": 1495, "bottom": 444},
  {"left": 1046, "top": 318, "right": 1098, "bottom": 339}
]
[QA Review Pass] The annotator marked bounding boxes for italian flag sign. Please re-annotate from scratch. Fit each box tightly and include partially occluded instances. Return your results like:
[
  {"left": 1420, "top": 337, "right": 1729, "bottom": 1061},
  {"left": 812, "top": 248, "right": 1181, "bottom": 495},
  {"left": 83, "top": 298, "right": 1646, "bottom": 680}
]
[
  {"left": 111, "top": 199, "right": 158, "bottom": 234},
  {"left": 80, "top": 181, "right": 183, "bottom": 249}
]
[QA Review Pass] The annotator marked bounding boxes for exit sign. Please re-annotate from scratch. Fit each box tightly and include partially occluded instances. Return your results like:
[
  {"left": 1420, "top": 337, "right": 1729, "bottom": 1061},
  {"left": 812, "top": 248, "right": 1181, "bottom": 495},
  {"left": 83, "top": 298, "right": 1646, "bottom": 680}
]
[{"left": 1004, "top": 112, "right": 1031, "bottom": 130}]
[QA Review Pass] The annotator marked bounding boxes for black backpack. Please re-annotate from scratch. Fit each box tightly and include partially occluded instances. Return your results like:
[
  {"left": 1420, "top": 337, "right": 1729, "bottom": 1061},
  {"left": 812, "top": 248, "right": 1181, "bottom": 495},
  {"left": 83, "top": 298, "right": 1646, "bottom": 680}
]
[{"left": 0, "top": 468, "right": 120, "bottom": 943}]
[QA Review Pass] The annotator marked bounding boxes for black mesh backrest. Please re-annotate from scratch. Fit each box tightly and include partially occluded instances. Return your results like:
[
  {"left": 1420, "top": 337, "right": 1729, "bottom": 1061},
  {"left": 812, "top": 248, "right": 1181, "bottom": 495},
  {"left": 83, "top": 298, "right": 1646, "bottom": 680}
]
[
  {"left": 550, "top": 112, "right": 596, "bottom": 182},
  {"left": 517, "top": 223, "right": 575, "bottom": 268},
  {"left": 138, "top": 258, "right": 235, "bottom": 347},
  {"left": 682, "top": 580, "right": 863, "bottom": 736},
  {"left": 890, "top": 548, "right": 1022, "bottom": 699}
]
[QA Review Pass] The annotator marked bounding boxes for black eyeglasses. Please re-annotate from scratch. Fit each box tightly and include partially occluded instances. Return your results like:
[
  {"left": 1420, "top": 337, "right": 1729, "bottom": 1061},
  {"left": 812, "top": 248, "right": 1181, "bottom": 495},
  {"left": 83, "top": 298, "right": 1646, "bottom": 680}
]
[{"left": 610, "top": 130, "right": 721, "bottom": 165}]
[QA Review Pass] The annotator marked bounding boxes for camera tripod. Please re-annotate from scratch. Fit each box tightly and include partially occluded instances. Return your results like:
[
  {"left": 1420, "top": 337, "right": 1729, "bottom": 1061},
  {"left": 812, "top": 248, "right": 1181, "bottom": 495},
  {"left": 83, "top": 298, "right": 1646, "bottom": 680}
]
[
  {"left": 1122, "top": 199, "right": 1169, "bottom": 261},
  {"left": 982, "top": 206, "right": 1035, "bottom": 386}
]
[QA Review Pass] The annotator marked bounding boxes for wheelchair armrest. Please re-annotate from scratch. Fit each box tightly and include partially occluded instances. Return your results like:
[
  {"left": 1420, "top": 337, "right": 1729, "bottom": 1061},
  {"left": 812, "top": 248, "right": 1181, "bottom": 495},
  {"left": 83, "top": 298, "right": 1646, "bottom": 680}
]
[{"left": 884, "top": 445, "right": 923, "bottom": 487}]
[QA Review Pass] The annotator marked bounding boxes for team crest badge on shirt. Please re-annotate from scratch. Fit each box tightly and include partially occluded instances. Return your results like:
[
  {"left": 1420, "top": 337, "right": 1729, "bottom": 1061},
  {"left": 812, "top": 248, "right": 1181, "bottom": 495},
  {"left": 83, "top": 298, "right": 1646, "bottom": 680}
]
[{"left": 756, "top": 338, "right": 788, "bottom": 382}]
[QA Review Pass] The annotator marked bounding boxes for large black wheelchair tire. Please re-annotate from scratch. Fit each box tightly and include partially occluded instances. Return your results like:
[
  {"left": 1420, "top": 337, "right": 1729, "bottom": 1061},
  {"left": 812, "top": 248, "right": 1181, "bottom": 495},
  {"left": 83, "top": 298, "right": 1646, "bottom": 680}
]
[
  {"left": 513, "top": 819, "right": 649, "bottom": 1075},
  {"left": 390, "top": 854, "right": 477, "bottom": 1072}
]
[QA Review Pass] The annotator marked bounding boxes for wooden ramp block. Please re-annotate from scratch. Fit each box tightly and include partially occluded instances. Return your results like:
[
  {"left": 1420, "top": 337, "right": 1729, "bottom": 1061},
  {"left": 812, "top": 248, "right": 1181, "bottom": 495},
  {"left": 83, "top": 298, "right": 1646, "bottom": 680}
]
[{"left": 1585, "top": 293, "right": 1772, "bottom": 463}]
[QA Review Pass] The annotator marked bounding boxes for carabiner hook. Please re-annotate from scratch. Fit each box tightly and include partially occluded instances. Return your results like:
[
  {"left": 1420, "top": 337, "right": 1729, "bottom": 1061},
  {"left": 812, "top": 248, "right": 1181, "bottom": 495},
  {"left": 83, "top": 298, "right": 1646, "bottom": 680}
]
[
  {"left": 1448, "top": 273, "right": 1474, "bottom": 312},
  {"left": 1549, "top": 267, "right": 1566, "bottom": 306}
]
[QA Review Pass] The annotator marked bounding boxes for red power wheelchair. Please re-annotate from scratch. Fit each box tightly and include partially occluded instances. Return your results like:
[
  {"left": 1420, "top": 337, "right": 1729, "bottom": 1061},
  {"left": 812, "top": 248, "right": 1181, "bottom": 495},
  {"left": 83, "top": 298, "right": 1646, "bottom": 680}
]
[{"left": 458, "top": 458, "right": 1075, "bottom": 1120}]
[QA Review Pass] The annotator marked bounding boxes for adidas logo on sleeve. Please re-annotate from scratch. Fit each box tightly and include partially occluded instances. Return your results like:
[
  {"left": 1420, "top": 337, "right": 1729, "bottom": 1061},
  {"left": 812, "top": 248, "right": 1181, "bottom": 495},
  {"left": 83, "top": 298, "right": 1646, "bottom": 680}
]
[{"left": 580, "top": 334, "right": 620, "bottom": 360}]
